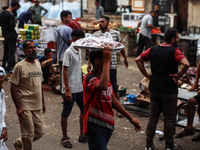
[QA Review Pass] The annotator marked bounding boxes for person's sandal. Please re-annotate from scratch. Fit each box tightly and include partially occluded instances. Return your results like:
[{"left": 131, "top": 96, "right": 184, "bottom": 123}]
[
  {"left": 61, "top": 137, "right": 72, "bottom": 148},
  {"left": 78, "top": 135, "right": 87, "bottom": 143},
  {"left": 13, "top": 138, "right": 23, "bottom": 150},
  {"left": 192, "top": 133, "right": 200, "bottom": 141},
  {"left": 175, "top": 128, "right": 195, "bottom": 138}
]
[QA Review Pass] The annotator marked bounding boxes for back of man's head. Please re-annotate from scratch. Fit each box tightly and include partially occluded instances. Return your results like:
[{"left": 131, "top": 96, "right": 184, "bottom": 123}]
[
  {"left": 2, "top": 6, "right": 9, "bottom": 10},
  {"left": 100, "top": 16, "right": 110, "bottom": 23},
  {"left": 11, "top": 2, "right": 20, "bottom": 8},
  {"left": 71, "top": 29, "right": 85, "bottom": 39},
  {"left": 89, "top": 51, "right": 103, "bottom": 67},
  {"left": 44, "top": 48, "right": 52, "bottom": 56},
  {"left": 60, "top": 10, "right": 72, "bottom": 21},
  {"left": 164, "top": 28, "right": 178, "bottom": 43}
]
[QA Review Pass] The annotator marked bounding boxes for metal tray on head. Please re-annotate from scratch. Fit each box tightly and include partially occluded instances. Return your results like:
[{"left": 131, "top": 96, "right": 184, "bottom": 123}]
[{"left": 73, "top": 45, "right": 124, "bottom": 53}]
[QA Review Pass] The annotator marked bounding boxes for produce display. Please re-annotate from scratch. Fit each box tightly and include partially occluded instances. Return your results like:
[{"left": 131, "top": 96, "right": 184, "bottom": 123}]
[
  {"left": 108, "top": 22, "right": 122, "bottom": 30},
  {"left": 151, "top": 29, "right": 162, "bottom": 34},
  {"left": 118, "top": 26, "right": 135, "bottom": 32},
  {"left": 20, "top": 24, "right": 40, "bottom": 40}
]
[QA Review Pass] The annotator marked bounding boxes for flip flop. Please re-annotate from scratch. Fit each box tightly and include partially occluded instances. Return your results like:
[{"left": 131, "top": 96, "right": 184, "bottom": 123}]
[
  {"left": 61, "top": 137, "right": 72, "bottom": 148},
  {"left": 13, "top": 138, "right": 23, "bottom": 150},
  {"left": 78, "top": 135, "right": 87, "bottom": 143},
  {"left": 175, "top": 128, "right": 195, "bottom": 138}
]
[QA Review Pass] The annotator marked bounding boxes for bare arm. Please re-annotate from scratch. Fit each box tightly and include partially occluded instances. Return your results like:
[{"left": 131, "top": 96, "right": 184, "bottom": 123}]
[
  {"left": 120, "top": 48, "right": 128, "bottom": 68},
  {"left": 95, "top": 47, "right": 112, "bottom": 91},
  {"left": 63, "top": 66, "right": 72, "bottom": 101},
  {"left": 170, "top": 58, "right": 190, "bottom": 82},
  {"left": 10, "top": 83, "right": 25, "bottom": 117},
  {"left": 112, "top": 97, "right": 141, "bottom": 131},
  {"left": 42, "top": 88, "right": 46, "bottom": 113},
  {"left": 135, "top": 22, "right": 141, "bottom": 35},
  {"left": 42, "top": 9, "right": 48, "bottom": 17},
  {"left": 135, "top": 56, "right": 152, "bottom": 78},
  {"left": 148, "top": 24, "right": 160, "bottom": 30}
]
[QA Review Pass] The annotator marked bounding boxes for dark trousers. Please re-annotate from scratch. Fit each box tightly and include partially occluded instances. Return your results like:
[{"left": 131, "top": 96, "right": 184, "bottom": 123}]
[
  {"left": 3, "top": 40, "right": 16, "bottom": 71},
  {"left": 146, "top": 91, "right": 177, "bottom": 149},
  {"left": 136, "top": 34, "right": 151, "bottom": 57},
  {"left": 42, "top": 62, "right": 53, "bottom": 82}
]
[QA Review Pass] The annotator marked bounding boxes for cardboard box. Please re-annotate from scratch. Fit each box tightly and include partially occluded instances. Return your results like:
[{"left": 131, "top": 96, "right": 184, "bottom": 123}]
[{"left": 140, "top": 77, "right": 150, "bottom": 93}]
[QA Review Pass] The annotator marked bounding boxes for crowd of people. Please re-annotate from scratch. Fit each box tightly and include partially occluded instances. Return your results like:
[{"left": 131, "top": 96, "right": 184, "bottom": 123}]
[{"left": 0, "top": 1, "right": 200, "bottom": 150}]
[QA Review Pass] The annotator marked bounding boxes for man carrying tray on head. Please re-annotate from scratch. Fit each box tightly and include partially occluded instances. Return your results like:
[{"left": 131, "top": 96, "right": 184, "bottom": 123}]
[{"left": 87, "top": 15, "right": 128, "bottom": 118}]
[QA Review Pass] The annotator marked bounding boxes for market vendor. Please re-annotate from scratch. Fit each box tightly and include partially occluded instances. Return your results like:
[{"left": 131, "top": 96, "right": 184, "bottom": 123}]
[
  {"left": 28, "top": 0, "right": 48, "bottom": 26},
  {"left": 153, "top": 4, "right": 160, "bottom": 27},
  {"left": 135, "top": 10, "right": 160, "bottom": 57},
  {"left": 18, "top": 8, "right": 35, "bottom": 28}
]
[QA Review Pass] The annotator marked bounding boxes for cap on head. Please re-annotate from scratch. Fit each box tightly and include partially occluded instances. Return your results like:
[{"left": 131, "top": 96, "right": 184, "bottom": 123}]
[{"left": 29, "top": 8, "right": 35, "bottom": 15}]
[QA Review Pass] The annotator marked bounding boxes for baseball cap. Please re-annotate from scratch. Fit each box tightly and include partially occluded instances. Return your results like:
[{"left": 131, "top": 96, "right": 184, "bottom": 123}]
[
  {"left": 29, "top": 8, "right": 36, "bottom": 15},
  {"left": 0, "top": 66, "right": 6, "bottom": 76}
]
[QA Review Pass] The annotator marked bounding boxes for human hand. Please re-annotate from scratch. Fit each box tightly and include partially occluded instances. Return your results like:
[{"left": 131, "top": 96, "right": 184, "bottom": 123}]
[
  {"left": 135, "top": 29, "right": 138, "bottom": 36},
  {"left": 170, "top": 73, "right": 180, "bottom": 83},
  {"left": 42, "top": 103, "right": 46, "bottom": 113},
  {"left": 146, "top": 73, "right": 152, "bottom": 78},
  {"left": 188, "top": 84, "right": 198, "bottom": 92},
  {"left": 157, "top": 27, "right": 161, "bottom": 30},
  {"left": 17, "top": 108, "right": 25, "bottom": 118},
  {"left": 87, "top": 63, "right": 91, "bottom": 72},
  {"left": 0, "top": 128, "right": 8, "bottom": 142},
  {"left": 103, "top": 46, "right": 113, "bottom": 64},
  {"left": 129, "top": 117, "right": 142, "bottom": 132},
  {"left": 65, "top": 90, "right": 72, "bottom": 101},
  {"left": 124, "top": 59, "right": 128, "bottom": 68}
]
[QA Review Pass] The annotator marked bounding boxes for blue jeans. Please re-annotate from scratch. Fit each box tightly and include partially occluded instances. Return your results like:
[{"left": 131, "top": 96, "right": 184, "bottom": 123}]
[{"left": 86, "top": 132, "right": 112, "bottom": 150}]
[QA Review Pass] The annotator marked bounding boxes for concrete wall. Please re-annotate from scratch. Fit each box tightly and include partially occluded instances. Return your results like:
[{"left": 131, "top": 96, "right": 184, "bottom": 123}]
[
  {"left": 188, "top": 0, "right": 200, "bottom": 29},
  {"left": 145, "top": 0, "right": 152, "bottom": 14}
]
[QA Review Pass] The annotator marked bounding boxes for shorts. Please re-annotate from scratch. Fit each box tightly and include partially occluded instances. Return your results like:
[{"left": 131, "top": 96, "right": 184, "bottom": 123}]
[
  {"left": 194, "top": 94, "right": 200, "bottom": 103},
  {"left": 61, "top": 91, "right": 84, "bottom": 118},
  {"left": 110, "top": 69, "right": 118, "bottom": 93}
]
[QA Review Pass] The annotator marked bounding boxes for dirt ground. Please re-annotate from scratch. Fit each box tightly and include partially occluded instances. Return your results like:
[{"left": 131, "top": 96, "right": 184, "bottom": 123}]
[{"left": 1, "top": 50, "right": 200, "bottom": 150}]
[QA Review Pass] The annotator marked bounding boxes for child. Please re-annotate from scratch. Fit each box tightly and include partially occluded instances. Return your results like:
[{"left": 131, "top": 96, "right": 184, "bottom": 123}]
[
  {"left": 0, "top": 66, "right": 8, "bottom": 150},
  {"left": 61, "top": 29, "right": 86, "bottom": 148},
  {"left": 39, "top": 48, "right": 56, "bottom": 83},
  {"left": 83, "top": 48, "right": 142, "bottom": 149}
]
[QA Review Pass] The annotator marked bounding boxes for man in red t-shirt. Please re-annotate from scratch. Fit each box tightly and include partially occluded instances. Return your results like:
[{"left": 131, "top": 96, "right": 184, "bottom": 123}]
[
  {"left": 135, "top": 28, "right": 190, "bottom": 150},
  {"left": 83, "top": 47, "right": 141, "bottom": 150},
  {"left": 67, "top": 19, "right": 81, "bottom": 30}
]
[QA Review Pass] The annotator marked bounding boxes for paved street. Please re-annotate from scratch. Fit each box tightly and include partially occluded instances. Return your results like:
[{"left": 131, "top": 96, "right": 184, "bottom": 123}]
[{"left": 1, "top": 50, "right": 200, "bottom": 150}]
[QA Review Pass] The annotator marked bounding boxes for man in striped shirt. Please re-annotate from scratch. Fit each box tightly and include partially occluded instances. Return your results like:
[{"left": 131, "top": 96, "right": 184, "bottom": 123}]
[{"left": 87, "top": 16, "right": 128, "bottom": 117}]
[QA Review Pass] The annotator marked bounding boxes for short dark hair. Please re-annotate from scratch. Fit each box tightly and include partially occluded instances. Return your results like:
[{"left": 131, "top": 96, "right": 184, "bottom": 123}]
[
  {"left": 11, "top": 2, "right": 20, "bottom": 8},
  {"left": 155, "top": 4, "right": 161, "bottom": 7},
  {"left": 60, "top": 10, "right": 72, "bottom": 21},
  {"left": 71, "top": 29, "right": 85, "bottom": 39},
  {"left": 150, "top": 10, "right": 158, "bottom": 14},
  {"left": 96, "top": 0, "right": 100, "bottom": 4},
  {"left": 44, "top": 48, "right": 52, "bottom": 55},
  {"left": 89, "top": 51, "right": 103, "bottom": 67},
  {"left": 23, "top": 40, "right": 34, "bottom": 49},
  {"left": 2, "top": 6, "right": 9, "bottom": 10},
  {"left": 100, "top": 16, "right": 110, "bottom": 22},
  {"left": 164, "top": 28, "right": 178, "bottom": 43}
]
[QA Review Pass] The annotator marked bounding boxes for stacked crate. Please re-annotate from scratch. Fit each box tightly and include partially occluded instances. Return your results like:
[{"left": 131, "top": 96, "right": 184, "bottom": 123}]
[
  {"left": 20, "top": 24, "right": 40, "bottom": 40},
  {"left": 120, "top": 31, "right": 137, "bottom": 57}
]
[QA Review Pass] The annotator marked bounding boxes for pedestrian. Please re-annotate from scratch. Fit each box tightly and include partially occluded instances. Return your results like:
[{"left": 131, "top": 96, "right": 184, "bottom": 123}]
[
  {"left": 54, "top": 10, "right": 72, "bottom": 99},
  {"left": 135, "top": 28, "right": 190, "bottom": 150},
  {"left": 39, "top": 48, "right": 56, "bottom": 84},
  {"left": 153, "top": 4, "right": 161, "bottom": 27},
  {"left": 88, "top": 15, "right": 129, "bottom": 118},
  {"left": 17, "top": 9, "right": 35, "bottom": 29},
  {"left": 10, "top": 40, "right": 46, "bottom": 150},
  {"left": 135, "top": 10, "right": 160, "bottom": 57},
  {"left": 175, "top": 60, "right": 200, "bottom": 141},
  {"left": 1, "top": 2, "right": 20, "bottom": 73},
  {"left": 0, "top": 66, "right": 8, "bottom": 150},
  {"left": 95, "top": 0, "right": 104, "bottom": 20},
  {"left": 67, "top": 19, "right": 81, "bottom": 30},
  {"left": 61, "top": 29, "right": 86, "bottom": 148},
  {"left": 28, "top": 0, "right": 48, "bottom": 26},
  {"left": 83, "top": 48, "right": 141, "bottom": 150}
]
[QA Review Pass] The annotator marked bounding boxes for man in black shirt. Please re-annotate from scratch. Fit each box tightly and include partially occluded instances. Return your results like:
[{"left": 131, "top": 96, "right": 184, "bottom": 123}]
[
  {"left": 153, "top": 4, "right": 160, "bottom": 27},
  {"left": 135, "top": 28, "right": 190, "bottom": 150},
  {"left": 1, "top": 2, "right": 20, "bottom": 72}
]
